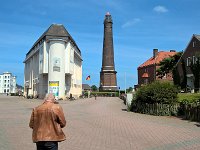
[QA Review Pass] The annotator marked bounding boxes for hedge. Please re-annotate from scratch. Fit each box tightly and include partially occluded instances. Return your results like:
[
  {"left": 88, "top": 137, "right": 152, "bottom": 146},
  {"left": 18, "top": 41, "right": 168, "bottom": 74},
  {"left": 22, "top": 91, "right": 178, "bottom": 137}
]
[{"left": 135, "top": 81, "right": 178, "bottom": 104}]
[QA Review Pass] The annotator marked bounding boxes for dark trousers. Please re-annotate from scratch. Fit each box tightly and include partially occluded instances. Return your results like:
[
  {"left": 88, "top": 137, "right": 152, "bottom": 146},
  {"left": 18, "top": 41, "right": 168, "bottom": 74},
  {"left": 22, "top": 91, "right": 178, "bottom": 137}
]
[{"left": 36, "top": 141, "right": 58, "bottom": 150}]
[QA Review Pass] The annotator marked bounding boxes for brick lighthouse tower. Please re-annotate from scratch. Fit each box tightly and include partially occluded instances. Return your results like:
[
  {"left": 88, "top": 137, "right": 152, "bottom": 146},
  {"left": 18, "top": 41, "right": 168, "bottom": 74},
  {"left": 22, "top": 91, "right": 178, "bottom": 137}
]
[{"left": 99, "top": 12, "right": 117, "bottom": 91}]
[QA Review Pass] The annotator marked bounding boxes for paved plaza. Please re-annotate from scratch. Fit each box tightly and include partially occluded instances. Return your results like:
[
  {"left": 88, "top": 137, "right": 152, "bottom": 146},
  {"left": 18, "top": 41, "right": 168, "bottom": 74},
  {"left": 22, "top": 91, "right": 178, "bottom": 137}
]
[{"left": 0, "top": 95, "right": 200, "bottom": 150}]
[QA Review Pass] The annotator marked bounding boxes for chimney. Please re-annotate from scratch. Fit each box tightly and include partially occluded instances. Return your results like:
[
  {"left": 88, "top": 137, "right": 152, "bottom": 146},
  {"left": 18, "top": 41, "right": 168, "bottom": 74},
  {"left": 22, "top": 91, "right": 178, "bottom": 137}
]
[
  {"left": 170, "top": 50, "right": 176, "bottom": 52},
  {"left": 153, "top": 49, "right": 158, "bottom": 58}
]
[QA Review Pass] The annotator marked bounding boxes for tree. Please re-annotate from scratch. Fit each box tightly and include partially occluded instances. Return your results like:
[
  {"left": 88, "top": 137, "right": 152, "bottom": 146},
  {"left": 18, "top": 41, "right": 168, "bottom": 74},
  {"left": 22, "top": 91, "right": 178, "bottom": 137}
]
[
  {"left": 180, "top": 59, "right": 187, "bottom": 90},
  {"left": 126, "top": 87, "right": 133, "bottom": 93},
  {"left": 156, "top": 57, "right": 173, "bottom": 78},
  {"left": 190, "top": 57, "right": 200, "bottom": 92},
  {"left": 156, "top": 52, "right": 182, "bottom": 79},
  {"left": 135, "top": 81, "right": 178, "bottom": 104},
  {"left": 91, "top": 85, "right": 98, "bottom": 91},
  {"left": 172, "top": 66, "right": 181, "bottom": 86}
]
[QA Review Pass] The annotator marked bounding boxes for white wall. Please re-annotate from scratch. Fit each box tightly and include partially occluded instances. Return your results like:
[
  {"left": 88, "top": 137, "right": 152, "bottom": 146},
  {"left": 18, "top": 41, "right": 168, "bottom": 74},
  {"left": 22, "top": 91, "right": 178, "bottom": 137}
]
[
  {"left": 24, "top": 37, "right": 82, "bottom": 99},
  {"left": 0, "top": 73, "right": 16, "bottom": 94},
  {"left": 48, "top": 40, "right": 66, "bottom": 99}
]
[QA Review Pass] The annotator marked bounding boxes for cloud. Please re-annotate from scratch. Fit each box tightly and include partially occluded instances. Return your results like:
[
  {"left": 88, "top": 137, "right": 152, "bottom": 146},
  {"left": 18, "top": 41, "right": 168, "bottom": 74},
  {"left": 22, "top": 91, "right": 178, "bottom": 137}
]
[
  {"left": 122, "top": 18, "right": 141, "bottom": 28},
  {"left": 153, "top": 5, "right": 168, "bottom": 13}
]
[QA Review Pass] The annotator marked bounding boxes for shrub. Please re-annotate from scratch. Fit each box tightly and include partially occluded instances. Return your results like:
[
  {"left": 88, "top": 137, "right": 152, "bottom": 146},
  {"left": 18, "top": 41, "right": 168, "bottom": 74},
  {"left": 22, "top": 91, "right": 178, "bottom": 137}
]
[
  {"left": 83, "top": 91, "right": 118, "bottom": 97},
  {"left": 10, "top": 93, "right": 16, "bottom": 96},
  {"left": 178, "top": 93, "right": 200, "bottom": 104},
  {"left": 136, "top": 81, "right": 178, "bottom": 104}
]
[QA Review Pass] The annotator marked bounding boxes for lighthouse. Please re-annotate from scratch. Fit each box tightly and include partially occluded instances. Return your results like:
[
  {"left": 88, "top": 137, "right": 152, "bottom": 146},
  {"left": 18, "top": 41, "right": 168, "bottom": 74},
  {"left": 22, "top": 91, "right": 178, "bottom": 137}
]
[{"left": 99, "top": 12, "right": 117, "bottom": 91}]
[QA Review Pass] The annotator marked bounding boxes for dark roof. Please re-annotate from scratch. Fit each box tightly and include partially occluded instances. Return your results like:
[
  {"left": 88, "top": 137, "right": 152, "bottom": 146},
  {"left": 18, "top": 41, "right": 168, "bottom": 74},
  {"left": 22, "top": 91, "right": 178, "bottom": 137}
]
[
  {"left": 82, "top": 84, "right": 91, "bottom": 90},
  {"left": 26, "top": 24, "right": 81, "bottom": 56},
  {"left": 194, "top": 34, "right": 200, "bottom": 41},
  {"left": 175, "top": 34, "right": 200, "bottom": 67}
]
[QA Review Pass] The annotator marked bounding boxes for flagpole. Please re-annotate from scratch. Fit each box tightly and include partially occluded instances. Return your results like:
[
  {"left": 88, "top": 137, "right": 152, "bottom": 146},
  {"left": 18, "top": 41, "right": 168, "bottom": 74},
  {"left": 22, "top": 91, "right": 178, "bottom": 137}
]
[{"left": 86, "top": 75, "right": 91, "bottom": 98}]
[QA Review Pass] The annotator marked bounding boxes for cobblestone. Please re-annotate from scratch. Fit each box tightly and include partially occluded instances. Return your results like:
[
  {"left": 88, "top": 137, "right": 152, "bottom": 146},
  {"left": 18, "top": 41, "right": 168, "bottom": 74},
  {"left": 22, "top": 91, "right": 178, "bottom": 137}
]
[{"left": 0, "top": 95, "right": 200, "bottom": 150}]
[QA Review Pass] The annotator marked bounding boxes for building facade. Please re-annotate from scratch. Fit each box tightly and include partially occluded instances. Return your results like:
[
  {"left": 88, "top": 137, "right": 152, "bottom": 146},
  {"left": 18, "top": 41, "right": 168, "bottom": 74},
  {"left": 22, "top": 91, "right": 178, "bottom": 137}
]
[
  {"left": 24, "top": 24, "right": 82, "bottom": 99},
  {"left": 100, "top": 12, "right": 117, "bottom": 91},
  {"left": 0, "top": 72, "right": 16, "bottom": 94},
  {"left": 176, "top": 34, "right": 200, "bottom": 92},
  {"left": 137, "top": 49, "right": 177, "bottom": 86}
]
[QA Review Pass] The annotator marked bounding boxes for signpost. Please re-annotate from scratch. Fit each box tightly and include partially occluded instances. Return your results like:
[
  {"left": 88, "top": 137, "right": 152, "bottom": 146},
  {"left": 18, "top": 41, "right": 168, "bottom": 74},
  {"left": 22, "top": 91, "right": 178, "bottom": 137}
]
[{"left": 49, "top": 81, "right": 59, "bottom": 99}]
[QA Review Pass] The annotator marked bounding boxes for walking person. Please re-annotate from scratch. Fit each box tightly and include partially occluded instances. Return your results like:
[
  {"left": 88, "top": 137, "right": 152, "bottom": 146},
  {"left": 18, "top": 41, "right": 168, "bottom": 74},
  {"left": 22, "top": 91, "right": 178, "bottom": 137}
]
[{"left": 29, "top": 93, "right": 66, "bottom": 150}]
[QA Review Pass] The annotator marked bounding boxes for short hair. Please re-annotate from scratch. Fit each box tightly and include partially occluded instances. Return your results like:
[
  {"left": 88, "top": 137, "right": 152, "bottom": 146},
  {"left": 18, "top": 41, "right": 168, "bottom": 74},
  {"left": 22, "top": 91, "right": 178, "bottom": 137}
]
[{"left": 44, "top": 93, "right": 55, "bottom": 102}]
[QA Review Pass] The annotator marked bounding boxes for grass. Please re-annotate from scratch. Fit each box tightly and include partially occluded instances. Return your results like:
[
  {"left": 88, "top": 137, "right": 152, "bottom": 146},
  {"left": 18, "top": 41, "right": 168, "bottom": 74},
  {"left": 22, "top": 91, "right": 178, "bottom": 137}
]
[{"left": 178, "top": 93, "right": 200, "bottom": 104}]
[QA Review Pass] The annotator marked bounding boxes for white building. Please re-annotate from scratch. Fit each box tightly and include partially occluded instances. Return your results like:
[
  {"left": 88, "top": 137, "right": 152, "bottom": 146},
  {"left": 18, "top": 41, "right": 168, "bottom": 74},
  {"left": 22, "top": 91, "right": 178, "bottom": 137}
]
[
  {"left": 0, "top": 72, "right": 16, "bottom": 94},
  {"left": 24, "top": 24, "right": 82, "bottom": 99}
]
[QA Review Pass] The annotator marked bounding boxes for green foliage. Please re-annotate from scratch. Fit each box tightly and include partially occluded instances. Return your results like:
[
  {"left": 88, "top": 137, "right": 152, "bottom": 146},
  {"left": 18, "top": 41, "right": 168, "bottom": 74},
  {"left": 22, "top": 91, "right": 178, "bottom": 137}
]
[
  {"left": 10, "top": 93, "right": 18, "bottom": 96},
  {"left": 178, "top": 93, "right": 200, "bottom": 104},
  {"left": 180, "top": 59, "right": 187, "bottom": 89},
  {"left": 126, "top": 87, "right": 133, "bottom": 93},
  {"left": 132, "top": 102, "right": 179, "bottom": 116},
  {"left": 91, "top": 85, "right": 98, "bottom": 91},
  {"left": 136, "top": 81, "right": 178, "bottom": 104},
  {"left": 156, "top": 52, "right": 182, "bottom": 79},
  {"left": 172, "top": 66, "right": 181, "bottom": 87},
  {"left": 83, "top": 91, "right": 118, "bottom": 97}
]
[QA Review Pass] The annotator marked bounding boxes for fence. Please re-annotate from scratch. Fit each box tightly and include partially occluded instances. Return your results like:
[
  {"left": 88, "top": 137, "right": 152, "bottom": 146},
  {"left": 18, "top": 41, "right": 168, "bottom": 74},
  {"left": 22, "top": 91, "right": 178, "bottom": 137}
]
[
  {"left": 132, "top": 102, "right": 200, "bottom": 122},
  {"left": 179, "top": 104, "right": 200, "bottom": 122},
  {"left": 132, "top": 102, "right": 179, "bottom": 116}
]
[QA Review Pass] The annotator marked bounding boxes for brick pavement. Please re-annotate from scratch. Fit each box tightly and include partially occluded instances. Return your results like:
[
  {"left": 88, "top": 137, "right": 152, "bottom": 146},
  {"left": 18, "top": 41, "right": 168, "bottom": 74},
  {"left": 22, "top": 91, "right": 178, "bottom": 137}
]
[{"left": 0, "top": 95, "right": 200, "bottom": 150}]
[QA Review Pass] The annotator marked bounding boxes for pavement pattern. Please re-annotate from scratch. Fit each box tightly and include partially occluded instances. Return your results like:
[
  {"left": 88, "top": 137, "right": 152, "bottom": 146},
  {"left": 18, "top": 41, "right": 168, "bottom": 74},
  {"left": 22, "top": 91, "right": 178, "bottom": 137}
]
[{"left": 0, "top": 95, "right": 200, "bottom": 150}]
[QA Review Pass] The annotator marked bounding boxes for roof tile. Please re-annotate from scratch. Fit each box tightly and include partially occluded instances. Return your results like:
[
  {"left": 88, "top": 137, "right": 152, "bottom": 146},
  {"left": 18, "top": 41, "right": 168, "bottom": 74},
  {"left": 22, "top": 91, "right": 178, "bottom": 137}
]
[{"left": 138, "top": 51, "right": 177, "bottom": 68}]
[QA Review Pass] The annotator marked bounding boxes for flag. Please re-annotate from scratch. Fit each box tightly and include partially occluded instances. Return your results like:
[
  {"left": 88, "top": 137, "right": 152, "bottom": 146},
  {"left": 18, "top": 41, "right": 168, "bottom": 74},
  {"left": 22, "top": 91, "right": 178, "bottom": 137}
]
[{"left": 86, "top": 75, "right": 90, "bottom": 80}]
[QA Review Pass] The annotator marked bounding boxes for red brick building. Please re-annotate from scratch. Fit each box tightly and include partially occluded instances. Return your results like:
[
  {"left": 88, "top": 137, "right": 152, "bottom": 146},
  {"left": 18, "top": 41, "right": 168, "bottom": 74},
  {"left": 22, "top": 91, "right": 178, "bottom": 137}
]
[
  {"left": 176, "top": 34, "right": 200, "bottom": 92},
  {"left": 137, "top": 49, "right": 177, "bottom": 86}
]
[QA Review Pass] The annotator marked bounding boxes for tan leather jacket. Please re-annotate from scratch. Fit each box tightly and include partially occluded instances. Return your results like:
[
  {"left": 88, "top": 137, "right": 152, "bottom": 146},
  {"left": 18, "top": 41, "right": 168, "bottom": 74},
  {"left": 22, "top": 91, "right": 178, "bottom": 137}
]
[{"left": 29, "top": 102, "right": 66, "bottom": 142}]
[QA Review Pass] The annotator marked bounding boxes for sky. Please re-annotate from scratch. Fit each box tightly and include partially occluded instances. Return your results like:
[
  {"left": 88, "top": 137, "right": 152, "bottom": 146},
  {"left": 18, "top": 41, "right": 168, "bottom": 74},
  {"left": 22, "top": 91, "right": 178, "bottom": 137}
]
[{"left": 1, "top": 0, "right": 200, "bottom": 90}]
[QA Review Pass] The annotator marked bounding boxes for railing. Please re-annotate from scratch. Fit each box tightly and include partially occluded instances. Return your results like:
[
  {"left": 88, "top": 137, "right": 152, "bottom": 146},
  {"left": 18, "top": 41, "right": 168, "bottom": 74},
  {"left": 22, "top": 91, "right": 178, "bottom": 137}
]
[
  {"left": 179, "top": 103, "right": 200, "bottom": 122},
  {"left": 132, "top": 102, "right": 200, "bottom": 122},
  {"left": 132, "top": 102, "right": 179, "bottom": 116}
]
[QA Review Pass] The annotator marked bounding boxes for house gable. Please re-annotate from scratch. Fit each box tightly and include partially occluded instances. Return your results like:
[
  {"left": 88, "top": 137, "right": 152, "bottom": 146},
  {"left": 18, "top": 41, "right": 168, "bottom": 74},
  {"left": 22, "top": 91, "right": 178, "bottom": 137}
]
[
  {"left": 176, "top": 34, "right": 200, "bottom": 92},
  {"left": 177, "top": 34, "right": 200, "bottom": 76},
  {"left": 138, "top": 49, "right": 177, "bottom": 85}
]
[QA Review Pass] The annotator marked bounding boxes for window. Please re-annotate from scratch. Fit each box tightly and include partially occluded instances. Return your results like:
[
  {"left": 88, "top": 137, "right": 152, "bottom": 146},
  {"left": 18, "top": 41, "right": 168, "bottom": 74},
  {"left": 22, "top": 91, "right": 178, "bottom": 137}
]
[
  {"left": 40, "top": 47, "right": 43, "bottom": 55},
  {"left": 5, "top": 76, "right": 7, "bottom": 79},
  {"left": 144, "top": 79, "right": 148, "bottom": 84},
  {"left": 187, "top": 57, "right": 191, "bottom": 66},
  {"left": 4, "top": 80, "right": 6, "bottom": 83},
  {"left": 193, "top": 56, "right": 196, "bottom": 64},
  {"left": 70, "top": 48, "right": 74, "bottom": 63},
  {"left": 196, "top": 57, "right": 200, "bottom": 63},
  {"left": 193, "top": 41, "right": 195, "bottom": 47},
  {"left": 7, "top": 89, "right": 9, "bottom": 93}
]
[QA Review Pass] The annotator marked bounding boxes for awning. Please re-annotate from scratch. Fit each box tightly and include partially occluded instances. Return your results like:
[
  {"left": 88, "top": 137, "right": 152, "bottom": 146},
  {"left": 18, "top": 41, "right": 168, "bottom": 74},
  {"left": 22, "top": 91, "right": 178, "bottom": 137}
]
[{"left": 142, "top": 73, "right": 149, "bottom": 78}]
